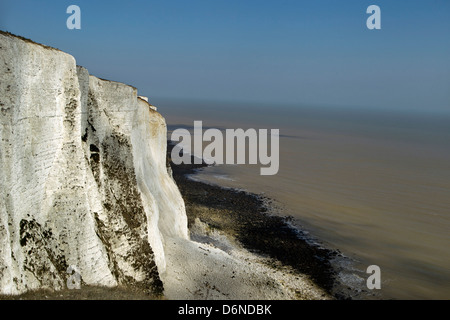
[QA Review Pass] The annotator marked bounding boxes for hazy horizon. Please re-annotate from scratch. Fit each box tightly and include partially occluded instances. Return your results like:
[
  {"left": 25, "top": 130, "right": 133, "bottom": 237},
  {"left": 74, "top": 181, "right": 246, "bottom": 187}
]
[{"left": 1, "top": 0, "right": 449, "bottom": 114}]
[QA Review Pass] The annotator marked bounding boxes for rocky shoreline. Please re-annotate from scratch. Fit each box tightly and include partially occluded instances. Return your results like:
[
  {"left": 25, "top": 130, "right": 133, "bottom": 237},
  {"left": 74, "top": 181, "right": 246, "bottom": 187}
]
[
  {"left": 1, "top": 141, "right": 343, "bottom": 300},
  {"left": 167, "top": 141, "right": 342, "bottom": 299}
]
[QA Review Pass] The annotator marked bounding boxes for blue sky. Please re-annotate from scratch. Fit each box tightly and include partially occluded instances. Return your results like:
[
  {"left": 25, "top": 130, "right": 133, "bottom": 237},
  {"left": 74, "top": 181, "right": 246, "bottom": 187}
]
[{"left": 1, "top": 0, "right": 449, "bottom": 113}]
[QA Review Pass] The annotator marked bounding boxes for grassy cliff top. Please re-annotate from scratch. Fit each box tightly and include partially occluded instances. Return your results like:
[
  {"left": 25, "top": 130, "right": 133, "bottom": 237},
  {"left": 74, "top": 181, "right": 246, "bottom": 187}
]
[{"left": 0, "top": 30, "right": 62, "bottom": 52}]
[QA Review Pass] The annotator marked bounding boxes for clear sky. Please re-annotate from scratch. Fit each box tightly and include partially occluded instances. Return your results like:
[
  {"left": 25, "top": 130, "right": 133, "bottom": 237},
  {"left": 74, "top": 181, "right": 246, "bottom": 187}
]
[{"left": 1, "top": 0, "right": 449, "bottom": 114}]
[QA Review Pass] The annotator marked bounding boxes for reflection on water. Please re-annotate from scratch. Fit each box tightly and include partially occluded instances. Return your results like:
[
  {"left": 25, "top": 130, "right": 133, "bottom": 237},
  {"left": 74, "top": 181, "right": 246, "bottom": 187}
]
[{"left": 162, "top": 100, "right": 450, "bottom": 299}]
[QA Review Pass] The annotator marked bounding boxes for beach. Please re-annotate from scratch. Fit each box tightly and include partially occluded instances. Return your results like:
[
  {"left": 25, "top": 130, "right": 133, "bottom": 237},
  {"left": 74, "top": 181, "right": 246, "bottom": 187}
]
[
  {"left": 0, "top": 141, "right": 343, "bottom": 301},
  {"left": 162, "top": 100, "right": 450, "bottom": 300},
  {"left": 165, "top": 142, "right": 371, "bottom": 300}
]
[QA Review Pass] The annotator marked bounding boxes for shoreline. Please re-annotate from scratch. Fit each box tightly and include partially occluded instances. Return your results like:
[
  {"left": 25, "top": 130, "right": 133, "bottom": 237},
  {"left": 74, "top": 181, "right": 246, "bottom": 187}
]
[
  {"left": 167, "top": 141, "right": 354, "bottom": 299},
  {"left": 0, "top": 139, "right": 359, "bottom": 300}
]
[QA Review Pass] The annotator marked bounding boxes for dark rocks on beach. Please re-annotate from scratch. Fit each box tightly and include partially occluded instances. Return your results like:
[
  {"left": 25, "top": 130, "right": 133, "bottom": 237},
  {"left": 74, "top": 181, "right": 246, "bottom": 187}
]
[{"left": 167, "top": 141, "right": 338, "bottom": 296}]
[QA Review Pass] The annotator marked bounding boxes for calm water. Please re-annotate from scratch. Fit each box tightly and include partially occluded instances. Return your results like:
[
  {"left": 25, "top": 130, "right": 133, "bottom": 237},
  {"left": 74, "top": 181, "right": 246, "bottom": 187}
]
[{"left": 160, "top": 100, "right": 450, "bottom": 299}]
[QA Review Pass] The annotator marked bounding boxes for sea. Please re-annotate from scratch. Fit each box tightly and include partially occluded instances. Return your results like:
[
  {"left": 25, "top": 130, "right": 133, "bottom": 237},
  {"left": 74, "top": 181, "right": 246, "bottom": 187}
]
[{"left": 159, "top": 99, "right": 450, "bottom": 300}]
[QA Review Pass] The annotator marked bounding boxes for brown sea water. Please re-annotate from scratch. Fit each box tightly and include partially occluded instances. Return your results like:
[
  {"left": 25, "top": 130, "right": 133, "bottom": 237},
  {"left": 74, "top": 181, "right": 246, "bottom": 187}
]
[{"left": 160, "top": 100, "right": 450, "bottom": 299}]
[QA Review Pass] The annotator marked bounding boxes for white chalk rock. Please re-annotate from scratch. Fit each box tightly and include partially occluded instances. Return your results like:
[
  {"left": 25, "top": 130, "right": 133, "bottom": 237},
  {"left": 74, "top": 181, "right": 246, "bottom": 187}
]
[{"left": 0, "top": 32, "right": 187, "bottom": 295}]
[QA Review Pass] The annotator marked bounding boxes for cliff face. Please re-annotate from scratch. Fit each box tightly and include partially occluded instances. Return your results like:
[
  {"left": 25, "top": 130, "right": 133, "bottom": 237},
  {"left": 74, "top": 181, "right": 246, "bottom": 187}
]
[{"left": 0, "top": 32, "right": 188, "bottom": 295}]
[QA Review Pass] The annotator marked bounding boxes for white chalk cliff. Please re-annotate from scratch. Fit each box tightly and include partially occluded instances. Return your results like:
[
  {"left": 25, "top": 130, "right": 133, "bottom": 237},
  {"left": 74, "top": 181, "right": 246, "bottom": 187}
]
[
  {"left": 0, "top": 32, "right": 188, "bottom": 295},
  {"left": 0, "top": 32, "right": 330, "bottom": 300}
]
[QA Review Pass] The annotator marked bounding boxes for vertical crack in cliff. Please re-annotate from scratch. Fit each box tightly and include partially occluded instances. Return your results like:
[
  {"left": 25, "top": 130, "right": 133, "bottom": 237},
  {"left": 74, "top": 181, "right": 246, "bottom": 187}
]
[
  {"left": 90, "top": 132, "right": 163, "bottom": 295},
  {"left": 82, "top": 83, "right": 164, "bottom": 295}
]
